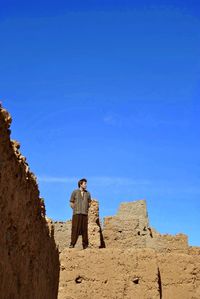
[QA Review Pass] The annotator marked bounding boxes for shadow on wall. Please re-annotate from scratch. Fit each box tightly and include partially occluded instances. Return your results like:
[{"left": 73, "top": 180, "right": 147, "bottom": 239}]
[
  {"left": 158, "top": 267, "right": 162, "bottom": 299},
  {"left": 96, "top": 218, "right": 106, "bottom": 248}
]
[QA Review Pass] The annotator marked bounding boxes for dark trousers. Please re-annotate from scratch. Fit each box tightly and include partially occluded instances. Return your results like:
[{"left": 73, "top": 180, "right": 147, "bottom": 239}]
[{"left": 71, "top": 214, "right": 88, "bottom": 247}]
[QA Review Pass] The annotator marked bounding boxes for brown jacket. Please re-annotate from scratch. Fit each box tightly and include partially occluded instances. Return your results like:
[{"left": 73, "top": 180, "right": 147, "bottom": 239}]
[{"left": 70, "top": 189, "right": 91, "bottom": 215}]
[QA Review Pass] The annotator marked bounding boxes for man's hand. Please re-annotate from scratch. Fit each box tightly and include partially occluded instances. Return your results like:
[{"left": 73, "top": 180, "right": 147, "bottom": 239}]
[{"left": 70, "top": 202, "right": 75, "bottom": 209}]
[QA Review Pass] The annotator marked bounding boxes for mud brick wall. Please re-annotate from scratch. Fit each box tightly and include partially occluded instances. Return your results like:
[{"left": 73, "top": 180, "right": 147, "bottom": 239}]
[{"left": 0, "top": 107, "right": 60, "bottom": 299}]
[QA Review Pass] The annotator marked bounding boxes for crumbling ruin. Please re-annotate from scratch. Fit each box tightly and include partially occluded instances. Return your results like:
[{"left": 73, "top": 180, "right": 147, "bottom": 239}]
[
  {"left": 103, "top": 200, "right": 189, "bottom": 253},
  {"left": 55, "top": 199, "right": 200, "bottom": 299},
  {"left": 1, "top": 106, "right": 200, "bottom": 299},
  {"left": 0, "top": 107, "right": 60, "bottom": 299},
  {"left": 53, "top": 199, "right": 189, "bottom": 253}
]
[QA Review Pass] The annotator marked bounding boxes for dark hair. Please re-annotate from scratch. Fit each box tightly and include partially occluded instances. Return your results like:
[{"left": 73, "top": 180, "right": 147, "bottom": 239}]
[{"left": 78, "top": 178, "right": 87, "bottom": 188}]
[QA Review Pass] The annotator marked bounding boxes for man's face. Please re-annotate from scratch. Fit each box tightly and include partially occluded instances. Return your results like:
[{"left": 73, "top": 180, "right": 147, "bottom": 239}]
[{"left": 80, "top": 181, "right": 87, "bottom": 189}]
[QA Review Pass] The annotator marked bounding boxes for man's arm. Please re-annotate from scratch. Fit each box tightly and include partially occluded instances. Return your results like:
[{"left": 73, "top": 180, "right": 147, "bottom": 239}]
[
  {"left": 70, "top": 191, "right": 75, "bottom": 209},
  {"left": 88, "top": 192, "right": 92, "bottom": 207}
]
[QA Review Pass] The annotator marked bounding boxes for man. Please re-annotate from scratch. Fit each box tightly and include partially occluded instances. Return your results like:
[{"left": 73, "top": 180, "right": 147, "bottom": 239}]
[{"left": 69, "top": 178, "right": 91, "bottom": 249}]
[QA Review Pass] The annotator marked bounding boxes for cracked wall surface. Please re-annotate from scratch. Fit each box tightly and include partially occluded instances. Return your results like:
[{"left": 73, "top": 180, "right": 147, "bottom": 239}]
[
  {"left": 59, "top": 248, "right": 200, "bottom": 299},
  {"left": 0, "top": 107, "right": 60, "bottom": 299}
]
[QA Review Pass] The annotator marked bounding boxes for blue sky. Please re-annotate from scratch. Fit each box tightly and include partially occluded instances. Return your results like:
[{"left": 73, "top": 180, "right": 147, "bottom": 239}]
[{"left": 1, "top": 1, "right": 200, "bottom": 246}]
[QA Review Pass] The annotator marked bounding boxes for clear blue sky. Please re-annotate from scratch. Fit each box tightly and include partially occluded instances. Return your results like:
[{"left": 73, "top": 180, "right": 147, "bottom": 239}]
[{"left": 1, "top": 1, "right": 200, "bottom": 246}]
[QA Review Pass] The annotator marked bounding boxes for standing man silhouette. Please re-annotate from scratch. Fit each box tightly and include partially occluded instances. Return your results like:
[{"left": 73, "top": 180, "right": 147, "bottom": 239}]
[{"left": 69, "top": 178, "right": 91, "bottom": 249}]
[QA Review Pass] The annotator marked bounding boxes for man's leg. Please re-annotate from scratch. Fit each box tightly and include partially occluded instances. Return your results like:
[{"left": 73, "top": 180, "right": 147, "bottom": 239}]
[
  {"left": 70, "top": 214, "right": 80, "bottom": 247},
  {"left": 82, "top": 214, "right": 89, "bottom": 249}
]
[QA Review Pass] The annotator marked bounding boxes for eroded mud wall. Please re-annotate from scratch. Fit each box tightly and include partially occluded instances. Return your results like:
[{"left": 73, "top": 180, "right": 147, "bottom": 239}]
[{"left": 0, "top": 107, "right": 60, "bottom": 299}]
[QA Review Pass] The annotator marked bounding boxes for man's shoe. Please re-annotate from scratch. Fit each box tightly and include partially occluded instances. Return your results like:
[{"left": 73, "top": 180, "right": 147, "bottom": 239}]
[{"left": 69, "top": 244, "right": 74, "bottom": 248}]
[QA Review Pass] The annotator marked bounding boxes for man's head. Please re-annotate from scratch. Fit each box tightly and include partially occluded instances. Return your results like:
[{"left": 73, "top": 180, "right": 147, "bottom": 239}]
[{"left": 78, "top": 178, "right": 87, "bottom": 189}]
